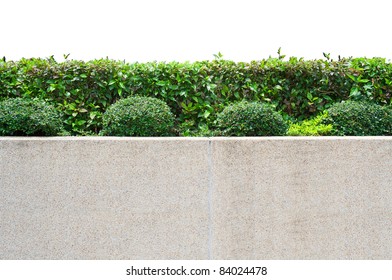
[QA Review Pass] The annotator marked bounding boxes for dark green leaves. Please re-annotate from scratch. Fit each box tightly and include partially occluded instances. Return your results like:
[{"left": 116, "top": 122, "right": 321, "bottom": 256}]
[
  {"left": 100, "top": 96, "right": 175, "bottom": 136},
  {"left": 0, "top": 56, "right": 391, "bottom": 136},
  {"left": 0, "top": 98, "right": 66, "bottom": 136},
  {"left": 216, "top": 101, "right": 288, "bottom": 136},
  {"left": 322, "top": 101, "right": 392, "bottom": 136}
]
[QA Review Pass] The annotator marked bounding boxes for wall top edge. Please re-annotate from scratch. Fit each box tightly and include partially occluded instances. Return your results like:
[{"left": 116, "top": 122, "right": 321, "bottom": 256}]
[{"left": 1, "top": 136, "right": 392, "bottom": 142}]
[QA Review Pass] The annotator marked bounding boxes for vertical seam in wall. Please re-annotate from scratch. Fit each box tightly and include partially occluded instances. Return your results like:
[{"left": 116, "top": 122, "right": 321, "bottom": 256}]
[{"left": 207, "top": 138, "right": 213, "bottom": 260}]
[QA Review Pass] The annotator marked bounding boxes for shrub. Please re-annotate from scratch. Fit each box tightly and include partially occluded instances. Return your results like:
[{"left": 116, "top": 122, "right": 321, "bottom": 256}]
[
  {"left": 100, "top": 96, "right": 174, "bottom": 136},
  {"left": 1, "top": 56, "right": 392, "bottom": 135},
  {"left": 178, "top": 121, "right": 217, "bottom": 137},
  {"left": 0, "top": 98, "right": 65, "bottom": 136},
  {"left": 379, "top": 105, "right": 392, "bottom": 134},
  {"left": 321, "top": 101, "right": 392, "bottom": 135},
  {"left": 215, "top": 100, "right": 288, "bottom": 136},
  {"left": 288, "top": 112, "right": 333, "bottom": 136}
]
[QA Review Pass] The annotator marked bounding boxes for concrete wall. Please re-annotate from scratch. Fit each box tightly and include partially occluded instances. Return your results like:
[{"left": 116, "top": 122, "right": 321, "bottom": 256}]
[{"left": 1, "top": 137, "right": 391, "bottom": 259}]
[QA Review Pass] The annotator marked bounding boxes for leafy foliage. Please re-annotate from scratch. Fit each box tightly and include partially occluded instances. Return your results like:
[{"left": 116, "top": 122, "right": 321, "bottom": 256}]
[
  {"left": 321, "top": 101, "right": 392, "bottom": 136},
  {"left": 100, "top": 96, "right": 174, "bottom": 136},
  {"left": 1, "top": 55, "right": 392, "bottom": 135},
  {"left": 215, "top": 100, "right": 288, "bottom": 136},
  {"left": 0, "top": 98, "right": 66, "bottom": 136},
  {"left": 288, "top": 112, "right": 333, "bottom": 136}
]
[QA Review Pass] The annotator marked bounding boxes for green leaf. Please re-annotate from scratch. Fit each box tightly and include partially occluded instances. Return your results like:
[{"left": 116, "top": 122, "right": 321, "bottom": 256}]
[
  {"left": 349, "top": 87, "right": 362, "bottom": 99},
  {"left": 156, "top": 81, "right": 166, "bottom": 86},
  {"left": 90, "top": 111, "right": 98, "bottom": 120},
  {"left": 347, "top": 74, "right": 356, "bottom": 81},
  {"left": 48, "top": 85, "right": 56, "bottom": 92}
]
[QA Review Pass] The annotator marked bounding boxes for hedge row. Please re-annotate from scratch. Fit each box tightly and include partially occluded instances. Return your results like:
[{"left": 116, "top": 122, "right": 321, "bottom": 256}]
[
  {"left": 1, "top": 97, "right": 391, "bottom": 136},
  {"left": 1, "top": 56, "right": 392, "bottom": 135}
]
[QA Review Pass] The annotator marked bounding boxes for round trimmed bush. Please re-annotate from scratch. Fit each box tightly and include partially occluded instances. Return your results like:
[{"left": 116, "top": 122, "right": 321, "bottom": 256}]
[
  {"left": 321, "top": 101, "right": 392, "bottom": 135},
  {"left": 100, "top": 96, "right": 174, "bottom": 136},
  {"left": 0, "top": 98, "right": 65, "bottom": 136},
  {"left": 216, "top": 100, "right": 288, "bottom": 136}
]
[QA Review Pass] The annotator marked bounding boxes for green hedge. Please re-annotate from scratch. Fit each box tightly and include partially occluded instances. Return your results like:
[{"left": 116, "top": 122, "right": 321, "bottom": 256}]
[
  {"left": 100, "top": 96, "right": 174, "bottom": 136},
  {"left": 0, "top": 98, "right": 66, "bottom": 136},
  {"left": 321, "top": 101, "right": 392, "bottom": 136},
  {"left": 216, "top": 101, "right": 287, "bottom": 136},
  {"left": 1, "top": 56, "right": 391, "bottom": 135},
  {"left": 287, "top": 112, "right": 333, "bottom": 136}
]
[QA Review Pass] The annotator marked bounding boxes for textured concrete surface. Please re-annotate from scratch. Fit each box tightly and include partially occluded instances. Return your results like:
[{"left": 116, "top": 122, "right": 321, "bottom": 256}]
[
  {"left": 211, "top": 137, "right": 392, "bottom": 259},
  {"left": 1, "top": 137, "right": 391, "bottom": 259},
  {"left": 0, "top": 137, "right": 209, "bottom": 259}
]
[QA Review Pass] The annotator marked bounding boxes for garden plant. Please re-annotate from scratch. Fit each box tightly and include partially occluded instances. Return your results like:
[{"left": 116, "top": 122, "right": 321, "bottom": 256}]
[{"left": 0, "top": 53, "right": 391, "bottom": 136}]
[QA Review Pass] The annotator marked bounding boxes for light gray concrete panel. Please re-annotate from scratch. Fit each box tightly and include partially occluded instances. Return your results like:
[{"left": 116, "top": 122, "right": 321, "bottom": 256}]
[
  {"left": 211, "top": 137, "right": 392, "bottom": 259},
  {"left": 0, "top": 137, "right": 209, "bottom": 259},
  {"left": 1, "top": 137, "right": 392, "bottom": 259}
]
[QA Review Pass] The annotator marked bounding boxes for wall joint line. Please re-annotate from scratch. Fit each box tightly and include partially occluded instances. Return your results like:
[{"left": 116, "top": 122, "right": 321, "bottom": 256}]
[{"left": 207, "top": 138, "right": 213, "bottom": 260}]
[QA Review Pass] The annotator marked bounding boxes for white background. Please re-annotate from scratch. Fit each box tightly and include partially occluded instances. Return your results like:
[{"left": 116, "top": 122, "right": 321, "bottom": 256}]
[
  {"left": 1, "top": 0, "right": 391, "bottom": 62},
  {"left": 1, "top": 1, "right": 392, "bottom": 277},
  {"left": 1, "top": 260, "right": 392, "bottom": 280}
]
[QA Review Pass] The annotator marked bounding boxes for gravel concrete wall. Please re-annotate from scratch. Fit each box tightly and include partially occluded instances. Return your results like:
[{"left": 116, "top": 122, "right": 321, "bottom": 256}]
[{"left": 1, "top": 137, "right": 391, "bottom": 259}]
